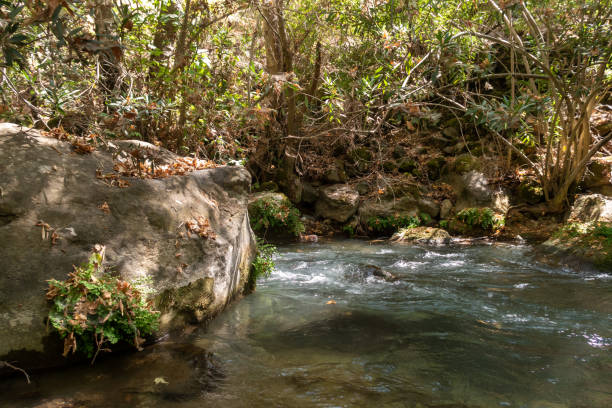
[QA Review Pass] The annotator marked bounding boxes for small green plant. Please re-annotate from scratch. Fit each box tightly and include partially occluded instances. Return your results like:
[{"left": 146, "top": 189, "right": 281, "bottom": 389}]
[
  {"left": 456, "top": 208, "right": 504, "bottom": 231},
  {"left": 46, "top": 252, "right": 160, "bottom": 364},
  {"left": 342, "top": 224, "right": 356, "bottom": 237},
  {"left": 250, "top": 197, "right": 304, "bottom": 237},
  {"left": 249, "top": 239, "right": 278, "bottom": 289},
  {"left": 367, "top": 214, "right": 421, "bottom": 233},
  {"left": 439, "top": 220, "right": 449, "bottom": 229}
]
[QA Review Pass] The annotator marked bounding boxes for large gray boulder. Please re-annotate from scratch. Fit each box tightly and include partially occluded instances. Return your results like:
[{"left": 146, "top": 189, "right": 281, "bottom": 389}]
[
  {"left": 0, "top": 124, "right": 256, "bottom": 369},
  {"left": 448, "top": 170, "right": 509, "bottom": 213},
  {"left": 568, "top": 194, "right": 612, "bottom": 223},
  {"left": 315, "top": 184, "right": 359, "bottom": 222}
]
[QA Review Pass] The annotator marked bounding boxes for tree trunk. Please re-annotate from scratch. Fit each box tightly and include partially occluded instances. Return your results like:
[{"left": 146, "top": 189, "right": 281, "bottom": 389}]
[
  {"left": 94, "top": 0, "right": 121, "bottom": 96},
  {"left": 149, "top": 0, "right": 178, "bottom": 82}
]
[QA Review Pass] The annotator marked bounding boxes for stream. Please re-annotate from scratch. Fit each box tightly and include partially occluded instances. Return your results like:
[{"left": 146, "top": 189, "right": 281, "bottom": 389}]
[{"left": 2, "top": 240, "right": 612, "bottom": 407}]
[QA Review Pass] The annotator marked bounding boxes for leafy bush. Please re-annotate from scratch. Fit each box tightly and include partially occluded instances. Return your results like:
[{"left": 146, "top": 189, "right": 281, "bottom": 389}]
[
  {"left": 46, "top": 253, "right": 160, "bottom": 363},
  {"left": 250, "top": 197, "right": 304, "bottom": 237},
  {"left": 367, "top": 214, "right": 421, "bottom": 233},
  {"left": 456, "top": 208, "right": 504, "bottom": 231},
  {"left": 248, "top": 239, "right": 278, "bottom": 290}
]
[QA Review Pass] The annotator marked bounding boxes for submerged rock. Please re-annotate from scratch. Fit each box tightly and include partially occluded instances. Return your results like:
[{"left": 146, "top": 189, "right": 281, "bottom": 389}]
[
  {"left": 0, "top": 123, "right": 256, "bottom": 370},
  {"left": 345, "top": 264, "right": 398, "bottom": 283},
  {"left": 390, "top": 227, "right": 451, "bottom": 245}
]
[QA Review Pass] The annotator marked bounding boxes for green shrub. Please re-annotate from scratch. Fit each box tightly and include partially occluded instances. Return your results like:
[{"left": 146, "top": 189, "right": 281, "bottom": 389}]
[
  {"left": 46, "top": 253, "right": 160, "bottom": 363},
  {"left": 456, "top": 207, "right": 504, "bottom": 231},
  {"left": 250, "top": 197, "right": 304, "bottom": 237},
  {"left": 248, "top": 239, "right": 278, "bottom": 290},
  {"left": 367, "top": 214, "right": 421, "bottom": 233}
]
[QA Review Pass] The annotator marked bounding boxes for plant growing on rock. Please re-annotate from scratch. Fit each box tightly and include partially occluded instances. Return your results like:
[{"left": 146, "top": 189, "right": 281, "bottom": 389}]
[
  {"left": 367, "top": 214, "right": 421, "bottom": 234},
  {"left": 249, "top": 197, "right": 304, "bottom": 237},
  {"left": 248, "top": 239, "right": 278, "bottom": 290},
  {"left": 46, "top": 252, "right": 160, "bottom": 364},
  {"left": 456, "top": 208, "right": 505, "bottom": 232}
]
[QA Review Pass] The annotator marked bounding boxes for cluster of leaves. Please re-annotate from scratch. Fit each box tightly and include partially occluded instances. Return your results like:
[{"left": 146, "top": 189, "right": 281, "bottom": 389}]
[
  {"left": 250, "top": 197, "right": 305, "bottom": 237},
  {"left": 366, "top": 214, "right": 422, "bottom": 234},
  {"left": 248, "top": 239, "right": 278, "bottom": 290},
  {"left": 456, "top": 208, "right": 505, "bottom": 232},
  {"left": 46, "top": 253, "right": 160, "bottom": 363}
]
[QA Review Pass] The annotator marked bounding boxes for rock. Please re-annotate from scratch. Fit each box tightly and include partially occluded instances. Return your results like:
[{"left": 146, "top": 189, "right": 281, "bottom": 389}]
[
  {"left": 426, "top": 157, "right": 446, "bottom": 180},
  {"left": 248, "top": 191, "right": 290, "bottom": 215},
  {"left": 582, "top": 158, "right": 612, "bottom": 194},
  {"left": 301, "top": 182, "right": 319, "bottom": 204},
  {"left": 0, "top": 124, "right": 256, "bottom": 370},
  {"left": 417, "top": 198, "right": 440, "bottom": 218},
  {"left": 392, "top": 146, "right": 406, "bottom": 159},
  {"left": 382, "top": 160, "right": 397, "bottom": 172},
  {"left": 398, "top": 159, "right": 418, "bottom": 174},
  {"left": 391, "top": 227, "right": 451, "bottom": 245},
  {"left": 568, "top": 194, "right": 612, "bottom": 223},
  {"left": 324, "top": 160, "right": 348, "bottom": 184},
  {"left": 440, "top": 199, "right": 453, "bottom": 219},
  {"left": 345, "top": 264, "right": 398, "bottom": 283},
  {"left": 442, "top": 126, "right": 460, "bottom": 139},
  {"left": 451, "top": 154, "right": 481, "bottom": 174},
  {"left": 358, "top": 195, "right": 419, "bottom": 225},
  {"left": 356, "top": 182, "right": 370, "bottom": 195},
  {"left": 315, "top": 184, "right": 360, "bottom": 223},
  {"left": 450, "top": 170, "right": 509, "bottom": 213}
]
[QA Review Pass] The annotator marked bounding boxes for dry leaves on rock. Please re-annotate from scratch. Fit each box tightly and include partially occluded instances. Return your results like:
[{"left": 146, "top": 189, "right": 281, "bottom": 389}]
[
  {"left": 113, "top": 155, "right": 218, "bottom": 179},
  {"left": 185, "top": 216, "right": 216, "bottom": 239},
  {"left": 36, "top": 220, "right": 59, "bottom": 244}
]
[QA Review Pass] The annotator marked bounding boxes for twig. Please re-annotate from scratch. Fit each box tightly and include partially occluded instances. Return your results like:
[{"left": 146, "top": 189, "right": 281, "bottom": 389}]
[{"left": 0, "top": 361, "right": 31, "bottom": 384}]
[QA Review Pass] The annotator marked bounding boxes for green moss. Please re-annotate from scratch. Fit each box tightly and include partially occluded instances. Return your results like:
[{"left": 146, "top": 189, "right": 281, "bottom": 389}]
[
  {"left": 249, "top": 196, "right": 304, "bottom": 237},
  {"left": 452, "top": 154, "right": 481, "bottom": 174},
  {"left": 552, "top": 222, "right": 612, "bottom": 267}
]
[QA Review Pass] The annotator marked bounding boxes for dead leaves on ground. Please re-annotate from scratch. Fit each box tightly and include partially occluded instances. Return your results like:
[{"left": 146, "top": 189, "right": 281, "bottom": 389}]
[
  {"left": 98, "top": 202, "right": 111, "bottom": 214},
  {"left": 45, "top": 127, "right": 98, "bottom": 155},
  {"left": 113, "top": 155, "right": 218, "bottom": 179}
]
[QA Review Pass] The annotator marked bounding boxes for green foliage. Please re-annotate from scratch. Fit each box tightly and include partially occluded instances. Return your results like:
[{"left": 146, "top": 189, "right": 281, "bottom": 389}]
[
  {"left": 46, "top": 253, "right": 160, "bottom": 363},
  {"left": 456, "top": 208, "right": 504, "bottom": 232},
  {"left": 552, "top": 222, "right": 612, "bottom": 268},
  {"left": 250, "top": 197, "right": 305, "bottom": 237},
  {"left": 342, "top": 224, "right": 356, "bottom": 237},
  {"left": 439, "top": 220, "right": 449, "bottom": 229},
  {"left": 367, "top": 214, "right": 421, "bottom": 233},
  {"left": 249, "top": 239, "right": 278, "bottom": 289}
]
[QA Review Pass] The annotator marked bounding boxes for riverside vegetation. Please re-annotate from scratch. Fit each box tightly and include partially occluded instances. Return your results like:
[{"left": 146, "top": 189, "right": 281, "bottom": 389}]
[{"left": 1, "top": 0, "right": 612, "bottom": 382}]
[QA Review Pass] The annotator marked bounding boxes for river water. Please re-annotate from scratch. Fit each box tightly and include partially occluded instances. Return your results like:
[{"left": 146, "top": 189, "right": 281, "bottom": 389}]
[{"left": 3, "top": 240, "right": 612, "bottom": 407}]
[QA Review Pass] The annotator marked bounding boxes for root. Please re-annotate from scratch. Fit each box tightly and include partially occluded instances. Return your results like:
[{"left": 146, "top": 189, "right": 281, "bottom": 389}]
[{"left": 0, "top": 361, "right": 31, "bottom": 384}]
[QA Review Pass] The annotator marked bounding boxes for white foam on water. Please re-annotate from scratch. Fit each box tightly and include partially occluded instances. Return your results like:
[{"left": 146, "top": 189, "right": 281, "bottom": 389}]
[
  {"left": 391, "top": 260, "right": 426, "bottom": 269},
  {"left": 513, "top": 283, "right": 530, "bottom": 289}
]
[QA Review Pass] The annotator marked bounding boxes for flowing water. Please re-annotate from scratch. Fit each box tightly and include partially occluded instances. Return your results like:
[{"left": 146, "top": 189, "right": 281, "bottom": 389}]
[{"left": 3, "top": 240, "right": 612, "bottom": 408}]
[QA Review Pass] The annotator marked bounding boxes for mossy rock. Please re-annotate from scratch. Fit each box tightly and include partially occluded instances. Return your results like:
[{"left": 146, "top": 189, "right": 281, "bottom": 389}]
[
  {"left": 398, "top": 159, "right": 418, "bottom": 174},
  {"left": 383, "top": 160, "right": 398, "bottom": 172},
  {"left": 544, "top": 222, "right": 612, "bottom": 269},
  {"left": 426, "top": 157, "right": 446, "bottom": 180},
  {"left": 451, "top": 154, "right": 482, "bottom": 175}
]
